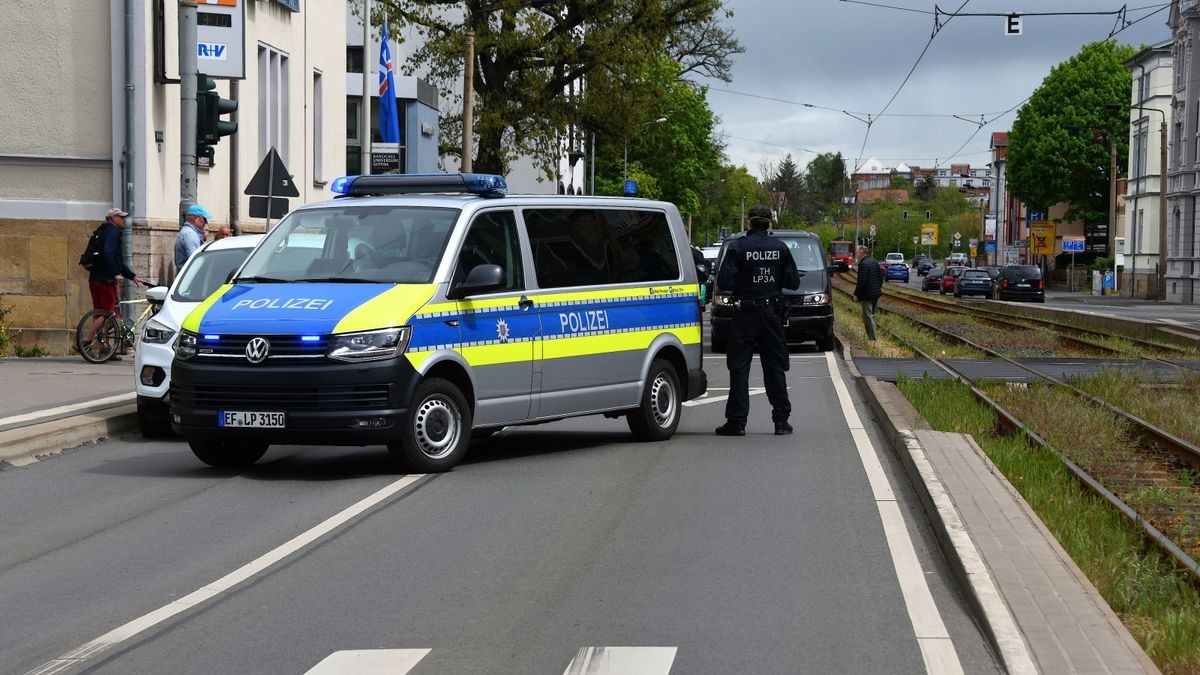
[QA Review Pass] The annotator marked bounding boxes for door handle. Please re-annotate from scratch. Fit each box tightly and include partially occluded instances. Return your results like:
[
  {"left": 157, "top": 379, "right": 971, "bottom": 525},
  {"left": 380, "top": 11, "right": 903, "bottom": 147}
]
[{"left": 519, "top": 295, "right": 534, "bottom": 309}]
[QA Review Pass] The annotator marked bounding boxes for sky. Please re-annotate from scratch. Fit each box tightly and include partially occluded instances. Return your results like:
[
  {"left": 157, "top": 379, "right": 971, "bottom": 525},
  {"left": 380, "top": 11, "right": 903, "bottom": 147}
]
[{"left": 695, "top": 0, "right": 1174, "bottom": 179}]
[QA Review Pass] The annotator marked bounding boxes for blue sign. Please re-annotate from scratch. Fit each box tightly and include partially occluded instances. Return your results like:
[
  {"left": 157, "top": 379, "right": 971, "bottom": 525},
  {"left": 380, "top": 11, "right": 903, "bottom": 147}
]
[
  {"left": 1102, "top": 271, "right": 1115, "bottom": 289},
  {"left": 623, "top": 180, "right": 638, "bottom": 197},
  {"left": 984, "top": 240, "right": 996, "bottom": 252},
  {"left": 1027, "top": 210, "right": 1045, "bottom": 221},
  {"left": 1063, "top": 238, "right": 1085, "bottom": 253}
]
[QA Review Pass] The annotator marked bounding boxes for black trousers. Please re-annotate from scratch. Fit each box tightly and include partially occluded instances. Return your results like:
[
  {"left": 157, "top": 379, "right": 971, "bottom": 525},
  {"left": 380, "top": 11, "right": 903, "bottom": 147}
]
[{"left": 724, "top": 305, "right": 791, "bottom": 424}]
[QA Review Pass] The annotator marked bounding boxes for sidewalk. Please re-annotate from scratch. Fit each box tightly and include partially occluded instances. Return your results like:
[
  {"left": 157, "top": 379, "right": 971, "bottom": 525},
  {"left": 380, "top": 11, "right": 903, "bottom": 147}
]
[
  {"left": 0, "top": 356, "right": 134, "bottom": 419},
  {"left": 1044, "top": 288, "right": 1165, "bottom": 306}
]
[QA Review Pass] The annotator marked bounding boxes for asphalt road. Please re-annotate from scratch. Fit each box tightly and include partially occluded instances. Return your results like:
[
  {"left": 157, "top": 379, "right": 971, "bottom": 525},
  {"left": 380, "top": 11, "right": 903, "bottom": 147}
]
[{"left": 1, "top": 340, "right": 1000, "bottom": 674}]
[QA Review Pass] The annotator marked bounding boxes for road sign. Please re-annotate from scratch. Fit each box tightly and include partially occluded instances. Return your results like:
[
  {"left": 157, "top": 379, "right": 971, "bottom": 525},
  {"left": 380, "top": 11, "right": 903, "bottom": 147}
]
[
  {"left": 920, "top": 224, "right": 938, "bottom": 245},
  {"left": 984, "top": 240, "right": 996, "bottom": 252},
  {"left": 869, "top": 225, "right": 877, "bottom": 236},
  {"left": 1005, "top": 13, "right": 1022, "bottom": 36},
  {"left": 1062, "top": 236, "right": 1085, "bottom": 253},
  {"left": 244, "top": 147, "right": 299, "bottom": 197},
  {"left": 623, "top": 180, "right": 638, "bottom": 197},
  {"left": 912, "top": 236, "right": 918, "bottom": 245},
  {"left": 249, "top": 196, "right": 288, "bottom": 219},
  {"left": 953, "top": 232, "right": 962, "bottom": 241},
  {"left": 1030, "top": 221, "right": 1055, "bottom": 255},
  {"left": 969, "top": 237, "right": 978, "bottom": 248}
]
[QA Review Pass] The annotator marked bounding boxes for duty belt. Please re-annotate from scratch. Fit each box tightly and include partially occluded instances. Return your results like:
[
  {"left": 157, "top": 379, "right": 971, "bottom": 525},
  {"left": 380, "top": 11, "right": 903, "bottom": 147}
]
[{"left": 734, "top": 297, "right": 782, "bottom": 310}]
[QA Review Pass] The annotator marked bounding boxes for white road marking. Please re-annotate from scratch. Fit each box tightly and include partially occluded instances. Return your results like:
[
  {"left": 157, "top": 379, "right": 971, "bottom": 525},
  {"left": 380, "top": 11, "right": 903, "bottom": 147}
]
[
  {"left": 26, "top": 475, "right": 427, "bottom": 675},
  {"left": 823, "top": 352, "right": 963, "bottom": 675},
  {"left": 306, "top": 649, "right": 431, "bottom": 674},
  {"left": 0, "top": 392, "right": 133, "bottom": 428},
  {"left": 683, "top": 388, "right": 764, "bottom": 407},
  {"left": 563, "top": 647, "right": 678, "bottom": 674}
]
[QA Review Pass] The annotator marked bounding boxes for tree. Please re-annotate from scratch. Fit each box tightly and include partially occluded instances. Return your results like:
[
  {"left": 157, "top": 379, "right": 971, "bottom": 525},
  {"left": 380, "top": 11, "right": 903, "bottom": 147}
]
[
  {"left": 799, "top": 152, "right": 849, "bottom": 224},
  {"left": 1008, "top": 41, "right": 1136, "bottom": 229},
  {"left": 762, "top": 154, "right": 803, "bottom": 223},
  {"left": 384, "top": 1, "right": 742, "bottom": 175}
]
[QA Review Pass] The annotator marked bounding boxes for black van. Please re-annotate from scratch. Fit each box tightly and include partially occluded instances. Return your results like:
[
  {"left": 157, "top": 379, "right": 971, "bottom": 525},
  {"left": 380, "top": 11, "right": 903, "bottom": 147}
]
[
  {"left": 996, "top": 264, "right": 1045, "bottom": 302},
  {"left": 709, "top": 230, "right": 836, "bottom": 352}
]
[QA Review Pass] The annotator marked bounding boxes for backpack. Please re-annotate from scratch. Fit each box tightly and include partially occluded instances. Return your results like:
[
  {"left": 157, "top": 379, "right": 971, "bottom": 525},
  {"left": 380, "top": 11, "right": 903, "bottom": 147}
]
[{"left": 78, "top": 225, "right": 106, "bottom": 271}]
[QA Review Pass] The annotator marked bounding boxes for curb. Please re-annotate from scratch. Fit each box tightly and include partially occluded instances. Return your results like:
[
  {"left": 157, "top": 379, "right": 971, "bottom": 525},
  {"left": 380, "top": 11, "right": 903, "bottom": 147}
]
[
  {"left": 855, "top": 375, "right": 1037, "bottom": 675},
  {"left": 0, "top": 398, "right": 137, "bottom": 468}
]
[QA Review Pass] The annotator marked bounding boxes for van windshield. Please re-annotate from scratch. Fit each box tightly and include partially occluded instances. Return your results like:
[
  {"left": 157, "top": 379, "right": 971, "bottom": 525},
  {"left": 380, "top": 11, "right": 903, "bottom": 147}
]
[
  {"left": 236, "top": 205, "right": 459, "bottom": 284},
  {"left": 781, "top": 237, "right": 826, "bottom": 272}
]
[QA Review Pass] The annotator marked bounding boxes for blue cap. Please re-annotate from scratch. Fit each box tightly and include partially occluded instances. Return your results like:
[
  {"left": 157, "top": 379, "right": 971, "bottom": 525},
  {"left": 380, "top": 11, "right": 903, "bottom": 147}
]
[{"left": 186, "top": 204, "right": 213, "bottom": 220}]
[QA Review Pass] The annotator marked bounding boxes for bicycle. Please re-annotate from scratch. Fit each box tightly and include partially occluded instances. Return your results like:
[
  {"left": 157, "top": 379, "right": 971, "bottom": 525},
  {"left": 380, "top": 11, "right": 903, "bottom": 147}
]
[{"left": 75, "top": 284, "right": 161, "bottom": 364}]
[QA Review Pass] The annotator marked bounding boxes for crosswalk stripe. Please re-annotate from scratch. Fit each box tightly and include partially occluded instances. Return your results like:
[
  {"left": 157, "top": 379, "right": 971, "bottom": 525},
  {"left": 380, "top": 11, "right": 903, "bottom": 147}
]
[
  {"left": 563, "top": 647, "right": 678, "bottom": 674},
  {"left": 306, "top": 649, "right": 431, "bottom": 674}
]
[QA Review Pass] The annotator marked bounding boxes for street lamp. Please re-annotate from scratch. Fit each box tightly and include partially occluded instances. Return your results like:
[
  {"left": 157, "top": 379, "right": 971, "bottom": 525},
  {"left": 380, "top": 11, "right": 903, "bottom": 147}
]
[{"left": 624, "top": 117, "right": 668, "bottom": 183}]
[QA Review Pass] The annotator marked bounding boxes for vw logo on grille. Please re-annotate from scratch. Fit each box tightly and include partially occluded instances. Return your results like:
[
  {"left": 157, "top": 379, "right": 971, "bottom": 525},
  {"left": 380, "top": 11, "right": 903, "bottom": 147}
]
[{"left": 245, "top": 337, "right": 271, "bottom": 364}]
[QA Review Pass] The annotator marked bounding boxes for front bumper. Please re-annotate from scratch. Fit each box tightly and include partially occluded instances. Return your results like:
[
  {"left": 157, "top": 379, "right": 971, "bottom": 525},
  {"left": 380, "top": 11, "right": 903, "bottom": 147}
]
[
  {"left": 134, "top": 338, "right": 176, "bottom": 400},
  {"left": 170, "top": 356, "right": 422, "bottom": 445}
]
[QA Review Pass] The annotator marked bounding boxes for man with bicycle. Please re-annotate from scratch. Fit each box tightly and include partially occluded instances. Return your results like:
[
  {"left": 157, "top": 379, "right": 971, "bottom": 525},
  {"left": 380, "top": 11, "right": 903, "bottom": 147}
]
[{"left": 82, "top": 208, "right": 146, "bottom": 359}]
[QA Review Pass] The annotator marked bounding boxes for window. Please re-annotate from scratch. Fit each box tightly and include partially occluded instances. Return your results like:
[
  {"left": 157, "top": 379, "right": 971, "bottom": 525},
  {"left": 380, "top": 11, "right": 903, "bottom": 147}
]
[
  {"left": 346, "top": 98, "right": 361, "bottom": 174},
  {"left": 455, "top": 211, "right": 523, "bottom": 292},
  {"left": 1133, "top": 120, "right": 1148, "bottom": 183},
  {"left": 313, "top": 70, "right": 323, "bottom": 183},
  {"left": 525, "top": 209, "right": 680, "bottom": 288},
  {"left": 346, "top": 46, "right": 364, "bottom": 74},
  {"left": 258, "top": 45, "right": 290, "bottom": 165}
]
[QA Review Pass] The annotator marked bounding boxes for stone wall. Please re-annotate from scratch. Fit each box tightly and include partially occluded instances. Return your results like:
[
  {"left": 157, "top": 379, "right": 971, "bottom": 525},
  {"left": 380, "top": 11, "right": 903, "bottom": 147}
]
[{"left": 1, "top": 216, "right": 261, "bottom": 355}]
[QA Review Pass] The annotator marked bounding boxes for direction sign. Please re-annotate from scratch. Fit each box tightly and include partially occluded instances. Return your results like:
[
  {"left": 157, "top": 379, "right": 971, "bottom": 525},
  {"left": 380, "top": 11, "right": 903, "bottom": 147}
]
[
  {"left": 920, "top": 224, "right": 938, "bottom": 246},
  {"left": 1030, "top": 221, "right": 1055, "bottom": 255},
  {"left": 1062, "top": 236, "right": 1086, "bottom": 253}
]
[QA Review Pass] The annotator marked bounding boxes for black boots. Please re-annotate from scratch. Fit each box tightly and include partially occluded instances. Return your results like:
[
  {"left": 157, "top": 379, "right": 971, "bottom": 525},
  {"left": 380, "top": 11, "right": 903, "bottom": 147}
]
[
  {"left": 715, "top": 421, "right": 746, "bottom": 436},
  {"left": 774, "top": 421, "right": 793, "bottom": 435}
]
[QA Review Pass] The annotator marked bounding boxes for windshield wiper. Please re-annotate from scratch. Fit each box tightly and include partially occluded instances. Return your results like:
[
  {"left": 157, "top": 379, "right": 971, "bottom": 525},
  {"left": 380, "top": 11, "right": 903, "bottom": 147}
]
[
  {"left": 295, "top": 277, "right": 384, "bottom": 284},
  {"left": 236, "top": 275, "right": 289, "bottom": 283}
]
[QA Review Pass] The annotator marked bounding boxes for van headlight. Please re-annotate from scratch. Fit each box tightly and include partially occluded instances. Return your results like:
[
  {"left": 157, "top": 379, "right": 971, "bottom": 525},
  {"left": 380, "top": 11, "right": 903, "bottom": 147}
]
[
  {"left": 327, "top": 327, "right": 411, "bottom": 362},
  {"left": 175, "top": 331, "right": 198, "bottom": 360},
  {"left": 802, "top": 293, "right": 829, "bottom": 305},
  {"left": 143, "top": 319, "right": 177, "bottom": 345}
]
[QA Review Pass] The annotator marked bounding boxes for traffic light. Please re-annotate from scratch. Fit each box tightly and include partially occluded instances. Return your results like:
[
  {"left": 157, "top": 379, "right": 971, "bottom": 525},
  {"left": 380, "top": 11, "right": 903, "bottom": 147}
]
[{"left": 196, "top": 73, "right": 237, "bottom": 165}]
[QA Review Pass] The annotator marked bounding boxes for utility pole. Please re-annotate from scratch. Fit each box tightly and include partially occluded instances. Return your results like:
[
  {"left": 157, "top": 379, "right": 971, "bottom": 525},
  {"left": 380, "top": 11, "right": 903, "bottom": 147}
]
[
  {"left": 461, "top": 24, "right": 474, "bottom": 172},
  {"left": 179, "top": 1, "right": 198, "bottom": 226},
  {"left": 362, "top": 0, "right": 372, "bottom": 173},
  {"left": 1158, "top": 118, "right": 1168, "bottom": 300},
  {"left": 1108, "top": 141, "right": 1118, "bottom": 263}
]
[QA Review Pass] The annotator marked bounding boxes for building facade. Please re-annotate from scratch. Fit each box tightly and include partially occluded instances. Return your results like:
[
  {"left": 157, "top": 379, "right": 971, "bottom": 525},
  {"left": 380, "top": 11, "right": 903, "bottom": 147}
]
[
  {"left": 1167, "top": 1, "right": 1200, "bottom": 303},
  {"left": 1124, "top": 40, "right": 1173, "bottom": 298}
]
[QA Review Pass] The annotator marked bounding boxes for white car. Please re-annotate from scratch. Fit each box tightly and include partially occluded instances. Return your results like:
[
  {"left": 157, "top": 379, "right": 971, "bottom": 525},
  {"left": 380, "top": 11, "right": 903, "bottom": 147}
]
[
  {"left": 135, "top": 235, "right": 263, "bottom": 436},
  {"left": 884, "top": 252, "right": 906, "bottom": 266}
]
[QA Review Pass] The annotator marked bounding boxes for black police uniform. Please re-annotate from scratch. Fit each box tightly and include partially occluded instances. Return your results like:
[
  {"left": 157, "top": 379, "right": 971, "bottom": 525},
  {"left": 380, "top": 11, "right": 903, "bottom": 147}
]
[{"left": 716, "top": 229, "right": 801, "bottom": 435}]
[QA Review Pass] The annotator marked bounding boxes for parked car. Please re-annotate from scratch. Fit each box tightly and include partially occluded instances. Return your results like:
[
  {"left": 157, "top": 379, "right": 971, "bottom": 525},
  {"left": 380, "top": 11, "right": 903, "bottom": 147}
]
[
  {"left": 885, "top": 262, "right": 910, "bottom": 284},
  {"left": 948, "top": 252, "right": 969, "bottom": 266},
  {"left": 922, "top": 267, "right": 943, "bottom": 291},
  {"left": 954, "top": 268, "right": 995, "bottom": 298},
  {"left": 980, "top": 266, "right": 1001, "bottom": 298},
  {"left": 940, "top": 265, "right": 967, "bottom": 294},
  {"left": 996, "top": 264, "right": 1045, "bottom": 302},
  {"left": 884, "top": 252, "right": 906, "bottom": 267},
  {"left": 135, "top": 234, "right": 265, "bottom": 437}
]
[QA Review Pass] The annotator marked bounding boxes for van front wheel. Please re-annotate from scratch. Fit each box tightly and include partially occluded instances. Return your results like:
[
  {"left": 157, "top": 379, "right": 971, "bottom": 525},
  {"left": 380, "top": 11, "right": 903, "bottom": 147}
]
[
  {"left": 627, "top": 358, "right": 681, "bottom": 442},
  {"left": 388, "top": 378, "right": 471, "bottom": 473}
]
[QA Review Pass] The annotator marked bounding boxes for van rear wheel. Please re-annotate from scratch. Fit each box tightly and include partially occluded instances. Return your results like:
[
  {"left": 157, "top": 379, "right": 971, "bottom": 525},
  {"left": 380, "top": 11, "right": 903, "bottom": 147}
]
[
  {"left": 188, "top": 438, "right": 268, "bottom": 468},
  {"left": 388, "top": 378, "right": 471, "bottom": 473},
  {"left": 627, "top": 358, "right": 681, "bottom": 442}
]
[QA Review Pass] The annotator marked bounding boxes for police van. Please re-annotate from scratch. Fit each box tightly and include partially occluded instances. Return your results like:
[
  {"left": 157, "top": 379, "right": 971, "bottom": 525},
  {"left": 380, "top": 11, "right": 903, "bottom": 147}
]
[{"left": 170, "top": 173, "right": 706, "bottom": 471}]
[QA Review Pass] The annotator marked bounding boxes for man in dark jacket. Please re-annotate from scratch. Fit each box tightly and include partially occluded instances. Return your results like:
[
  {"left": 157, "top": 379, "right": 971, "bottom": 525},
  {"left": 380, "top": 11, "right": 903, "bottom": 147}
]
[
  {"left": 82, "top": 208, "right": 145, "bottom": 356},
  {"left": 715, "top": 205, "right": 801, "bottom": 436},
  {"left": 852, "top": 245, "right": 883, "bottom": 341}
]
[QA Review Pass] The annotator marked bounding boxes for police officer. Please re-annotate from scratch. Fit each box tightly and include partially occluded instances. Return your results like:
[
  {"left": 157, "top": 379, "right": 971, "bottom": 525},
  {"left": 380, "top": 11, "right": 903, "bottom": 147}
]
[{"left": 715, "top": 205, "right": 801, "bottom": 436}]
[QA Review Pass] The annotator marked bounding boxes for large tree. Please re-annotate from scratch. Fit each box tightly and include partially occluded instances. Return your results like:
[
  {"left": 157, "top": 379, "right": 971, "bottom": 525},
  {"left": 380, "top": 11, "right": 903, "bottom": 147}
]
[
  {"left": 384, "top": 1, "right": 741, "bottom": 175},
  {"left": 1008, "top": 41, "right": 1136, "bottom": 230}
]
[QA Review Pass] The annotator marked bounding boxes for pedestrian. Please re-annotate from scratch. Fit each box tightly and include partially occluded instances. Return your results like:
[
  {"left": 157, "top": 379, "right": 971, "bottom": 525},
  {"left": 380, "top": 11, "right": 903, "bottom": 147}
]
[
  {"left": 852, "top": 245, "right": 883, "bottom": 340},
  {"left": 81, "top": 208, "right": 146, "bottom": 359},
  {"left": 175, "top": 204, "right": 212, "bottom": 270},
  {"left": 715, "top": 205, "right": 801, "bottom": 437},
  {"left": 215, "top": 224, "right": 232, "bottom": 240}
]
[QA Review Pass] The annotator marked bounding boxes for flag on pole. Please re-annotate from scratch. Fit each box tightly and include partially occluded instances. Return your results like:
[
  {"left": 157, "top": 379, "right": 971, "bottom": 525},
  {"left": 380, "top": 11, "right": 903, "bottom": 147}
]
[{"left": 377, "top": 19, "right": 401, "bottom": 144}]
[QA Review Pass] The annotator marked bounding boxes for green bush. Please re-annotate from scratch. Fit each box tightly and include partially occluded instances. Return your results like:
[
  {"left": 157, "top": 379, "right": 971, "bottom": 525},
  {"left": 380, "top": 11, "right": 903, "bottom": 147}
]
[
  {"left": 0, "top": 298, "right": 12, "bottom": 357},
  {"left": 1090, "top": 256, "right": 1115, "bottom": 272}
]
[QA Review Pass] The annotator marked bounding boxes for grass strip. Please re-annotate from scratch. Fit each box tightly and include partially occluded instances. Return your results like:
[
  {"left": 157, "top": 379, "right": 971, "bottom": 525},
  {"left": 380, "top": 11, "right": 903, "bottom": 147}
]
[{"left": 897, "top": 377, "right": 1200, "bottom": 674}]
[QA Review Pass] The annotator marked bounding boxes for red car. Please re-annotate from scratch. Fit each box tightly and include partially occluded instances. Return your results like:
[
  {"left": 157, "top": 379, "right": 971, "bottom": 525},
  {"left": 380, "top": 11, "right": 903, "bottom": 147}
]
[{"left": 940, "top": 266, "right": 967, "bottom": 294}]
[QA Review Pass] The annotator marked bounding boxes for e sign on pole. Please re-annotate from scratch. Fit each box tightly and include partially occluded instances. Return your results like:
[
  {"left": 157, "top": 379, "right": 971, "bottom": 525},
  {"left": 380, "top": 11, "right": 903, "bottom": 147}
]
[{"left": 1005, "top": 13, "right": 1022, "bottom": 36}]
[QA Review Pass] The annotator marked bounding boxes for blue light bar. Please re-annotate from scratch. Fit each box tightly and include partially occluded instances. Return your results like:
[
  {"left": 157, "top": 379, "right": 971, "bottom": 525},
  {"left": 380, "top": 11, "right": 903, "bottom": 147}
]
[
  {"left": 328, "top": 173, "right": 507, "bottom": 198},
  {"left": 300, "top": 335, "right": 321, "bottom": 342},
  {"left": 203, "top": 334, "right": 221, "bottom": 341}
]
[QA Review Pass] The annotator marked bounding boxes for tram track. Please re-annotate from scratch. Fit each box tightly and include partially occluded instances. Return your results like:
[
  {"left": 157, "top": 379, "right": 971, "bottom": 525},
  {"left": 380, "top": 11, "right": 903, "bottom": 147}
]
[{"left": 830, "top": 279, "right": 1200, "bottom": 582}]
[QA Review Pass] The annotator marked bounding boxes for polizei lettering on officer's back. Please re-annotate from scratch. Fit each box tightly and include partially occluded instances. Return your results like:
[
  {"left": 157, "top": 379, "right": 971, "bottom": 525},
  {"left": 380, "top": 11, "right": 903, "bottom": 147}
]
[
  {"left": 231, "top": 297, "right": 334, "bottom": 311},
  {"left": 559, "top": 309, "right": 610, "bottom": 333}
]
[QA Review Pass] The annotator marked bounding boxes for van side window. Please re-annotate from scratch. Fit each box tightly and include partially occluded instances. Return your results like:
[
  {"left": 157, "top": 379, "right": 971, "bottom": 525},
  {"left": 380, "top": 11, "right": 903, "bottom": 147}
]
[
  {"left": 525, "top": 208, "right": 679, "bottom": 288},
  {"left": 455, "top": 210, "right": 524, "bottom": 292}
]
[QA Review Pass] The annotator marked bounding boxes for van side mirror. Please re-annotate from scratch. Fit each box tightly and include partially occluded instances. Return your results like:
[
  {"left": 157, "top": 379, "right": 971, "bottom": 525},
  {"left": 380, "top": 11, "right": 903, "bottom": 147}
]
[{"left": 448, "top": 264, "right": 505, "bottom": 299}]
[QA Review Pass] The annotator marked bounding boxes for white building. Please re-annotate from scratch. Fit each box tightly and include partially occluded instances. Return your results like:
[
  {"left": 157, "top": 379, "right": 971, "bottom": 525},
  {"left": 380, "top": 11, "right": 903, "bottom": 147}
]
[
  {"left": 0, "top": 0, "right": 347, "bottom": 353},
  {"left": 1124, "top": 40, "right": 1172, "bottom": 298}
]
